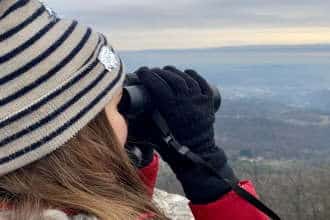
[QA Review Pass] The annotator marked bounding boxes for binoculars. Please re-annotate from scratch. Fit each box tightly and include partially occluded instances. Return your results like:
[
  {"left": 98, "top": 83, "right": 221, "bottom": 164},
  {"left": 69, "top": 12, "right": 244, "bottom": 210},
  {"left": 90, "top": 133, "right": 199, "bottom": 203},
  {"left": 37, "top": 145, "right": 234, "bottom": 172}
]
[{"left": 119, "top": 73, "right": 222, "bottom": 118}]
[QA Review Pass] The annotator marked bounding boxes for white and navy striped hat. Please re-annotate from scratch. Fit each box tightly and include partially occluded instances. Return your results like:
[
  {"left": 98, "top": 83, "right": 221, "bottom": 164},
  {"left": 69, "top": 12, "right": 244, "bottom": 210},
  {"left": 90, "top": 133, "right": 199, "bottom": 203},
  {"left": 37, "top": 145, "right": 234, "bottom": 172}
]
[{"left": 0, "top": 0, "right": 125, "bottom": 176}]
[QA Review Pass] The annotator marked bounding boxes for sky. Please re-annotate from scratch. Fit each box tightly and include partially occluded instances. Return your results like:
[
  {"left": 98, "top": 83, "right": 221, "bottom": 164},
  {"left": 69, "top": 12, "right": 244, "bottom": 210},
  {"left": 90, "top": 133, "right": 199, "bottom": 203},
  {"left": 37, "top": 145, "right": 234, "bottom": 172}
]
[{"left": 45, "top": 0, "right": 330, "bottom": 51}]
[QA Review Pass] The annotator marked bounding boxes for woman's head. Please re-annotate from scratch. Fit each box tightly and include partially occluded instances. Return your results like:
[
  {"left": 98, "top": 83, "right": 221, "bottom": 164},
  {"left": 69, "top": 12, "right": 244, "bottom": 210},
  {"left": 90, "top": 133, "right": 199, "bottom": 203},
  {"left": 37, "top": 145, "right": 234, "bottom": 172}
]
[
  {"left": 0, "top": 0, "right": 126, "bottom": 177},
  {"left": 0, "top": 0, "right": 168, "bottom": 219}
]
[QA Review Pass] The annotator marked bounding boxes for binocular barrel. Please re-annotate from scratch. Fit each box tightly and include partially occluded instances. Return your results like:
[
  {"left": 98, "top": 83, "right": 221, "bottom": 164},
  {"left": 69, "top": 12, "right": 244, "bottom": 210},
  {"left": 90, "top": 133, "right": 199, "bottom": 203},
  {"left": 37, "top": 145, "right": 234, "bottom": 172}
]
[{"left": 119, "top": 75, "right": 222, "bottom": 117}]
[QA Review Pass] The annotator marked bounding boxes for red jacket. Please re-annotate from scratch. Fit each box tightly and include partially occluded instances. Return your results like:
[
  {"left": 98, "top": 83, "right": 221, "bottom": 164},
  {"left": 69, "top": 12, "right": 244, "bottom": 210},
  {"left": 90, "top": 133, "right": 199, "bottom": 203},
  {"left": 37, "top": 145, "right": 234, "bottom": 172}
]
[{"left": 138, "top": 154, "right": 269, "bottom": 220}]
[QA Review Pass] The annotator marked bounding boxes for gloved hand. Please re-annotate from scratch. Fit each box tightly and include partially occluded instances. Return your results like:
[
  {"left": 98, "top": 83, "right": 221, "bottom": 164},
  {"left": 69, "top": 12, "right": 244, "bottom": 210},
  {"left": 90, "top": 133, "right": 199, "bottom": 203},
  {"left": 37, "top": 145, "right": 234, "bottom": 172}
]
[{"left": 135, "top": 66, "right": 238, "bottom": 204}]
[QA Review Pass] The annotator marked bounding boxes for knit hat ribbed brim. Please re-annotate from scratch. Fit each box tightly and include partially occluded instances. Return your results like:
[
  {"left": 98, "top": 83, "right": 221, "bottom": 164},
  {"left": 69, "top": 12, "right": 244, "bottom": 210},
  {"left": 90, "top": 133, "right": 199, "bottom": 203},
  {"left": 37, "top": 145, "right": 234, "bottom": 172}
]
[{"left": 0, "top": 0, "right": 125, "bottom": 176}]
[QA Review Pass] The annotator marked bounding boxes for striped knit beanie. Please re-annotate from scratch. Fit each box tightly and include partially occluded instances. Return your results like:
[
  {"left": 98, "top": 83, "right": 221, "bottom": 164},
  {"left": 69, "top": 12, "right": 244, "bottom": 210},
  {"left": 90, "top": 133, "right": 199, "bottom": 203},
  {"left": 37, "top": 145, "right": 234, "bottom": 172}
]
[{"left": 0, "top": 0, "right": 125, "bottom": 176}]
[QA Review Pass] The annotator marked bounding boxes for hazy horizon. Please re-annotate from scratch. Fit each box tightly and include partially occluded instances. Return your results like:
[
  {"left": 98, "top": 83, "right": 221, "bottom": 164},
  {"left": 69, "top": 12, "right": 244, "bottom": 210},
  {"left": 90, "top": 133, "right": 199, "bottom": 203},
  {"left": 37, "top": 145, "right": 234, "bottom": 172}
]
[{"left": 119, "top": 43, "right": 330, "bottom": 52}]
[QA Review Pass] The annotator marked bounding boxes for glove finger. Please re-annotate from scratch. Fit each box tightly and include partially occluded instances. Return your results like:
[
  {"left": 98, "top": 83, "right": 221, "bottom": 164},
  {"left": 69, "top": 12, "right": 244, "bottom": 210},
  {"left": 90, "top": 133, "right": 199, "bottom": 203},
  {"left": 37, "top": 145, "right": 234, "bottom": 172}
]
[
  {"left": 184, "top": 69, "right": 213, "bottom": 96},
  {"left": 134, "top": 66, "right": 149, "bottom": 74},
  {"left": 163, "top": 66, "right": 201, "bottom": 93},
  {"left": 127, "top": 67, "right": 151, "bottom": 86},
  {"left": 152, "top": 68, "right": 189, "bottom": 95},
  {"left": 136, "top": 67, "right": 175, "bottom": 100}
]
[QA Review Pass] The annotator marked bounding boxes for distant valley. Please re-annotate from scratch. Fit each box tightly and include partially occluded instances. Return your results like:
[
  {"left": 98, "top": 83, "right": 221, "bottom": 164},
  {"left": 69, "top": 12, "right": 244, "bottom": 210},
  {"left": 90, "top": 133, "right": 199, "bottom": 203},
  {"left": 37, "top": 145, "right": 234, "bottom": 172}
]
[{"left": 121, "top": 44, "right": 330, "bottom": 161}]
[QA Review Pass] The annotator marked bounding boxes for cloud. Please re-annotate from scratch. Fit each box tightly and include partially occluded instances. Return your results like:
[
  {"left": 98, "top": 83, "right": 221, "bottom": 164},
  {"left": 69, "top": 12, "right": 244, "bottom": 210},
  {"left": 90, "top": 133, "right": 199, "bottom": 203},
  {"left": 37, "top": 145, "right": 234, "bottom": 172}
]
[
  {"left": 44, "top": 0, "right": 330, "bottom": 50},
  {"left": 104, "top": 27, "right": 330, "bottom": 51},
  {"left": 46, "top": 0, "right": 330, "bottom": 29}
]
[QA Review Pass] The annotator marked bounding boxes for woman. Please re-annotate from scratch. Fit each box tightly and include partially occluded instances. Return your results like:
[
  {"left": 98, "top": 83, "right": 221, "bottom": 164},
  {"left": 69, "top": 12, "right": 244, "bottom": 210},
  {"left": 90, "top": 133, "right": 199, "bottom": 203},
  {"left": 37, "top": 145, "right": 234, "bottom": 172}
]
[{"left": 0, "top": 0, "right": 268, "bottom": 219}]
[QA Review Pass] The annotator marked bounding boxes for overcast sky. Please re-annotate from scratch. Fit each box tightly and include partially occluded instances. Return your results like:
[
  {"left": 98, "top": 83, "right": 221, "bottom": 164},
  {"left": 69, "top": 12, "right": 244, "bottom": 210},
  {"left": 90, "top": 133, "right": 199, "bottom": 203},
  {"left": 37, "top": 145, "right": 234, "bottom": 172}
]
[{"left": 45, "top": 0, "right": 330, "bottom": 50}]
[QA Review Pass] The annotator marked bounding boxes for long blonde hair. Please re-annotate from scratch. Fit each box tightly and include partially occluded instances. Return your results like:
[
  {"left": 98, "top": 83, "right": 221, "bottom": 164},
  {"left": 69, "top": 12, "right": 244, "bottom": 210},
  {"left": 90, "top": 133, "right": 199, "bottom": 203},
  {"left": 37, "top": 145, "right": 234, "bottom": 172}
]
[{"left": 0, "top": 110, "right": 168, "bottom": 220}]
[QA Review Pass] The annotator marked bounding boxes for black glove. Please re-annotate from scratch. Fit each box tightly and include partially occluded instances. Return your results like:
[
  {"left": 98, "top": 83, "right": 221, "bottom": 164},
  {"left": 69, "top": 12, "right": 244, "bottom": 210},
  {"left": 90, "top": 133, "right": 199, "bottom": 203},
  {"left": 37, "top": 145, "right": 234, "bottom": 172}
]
[{"left": 135, "top": 66, "right": 238, "bottom": 204}]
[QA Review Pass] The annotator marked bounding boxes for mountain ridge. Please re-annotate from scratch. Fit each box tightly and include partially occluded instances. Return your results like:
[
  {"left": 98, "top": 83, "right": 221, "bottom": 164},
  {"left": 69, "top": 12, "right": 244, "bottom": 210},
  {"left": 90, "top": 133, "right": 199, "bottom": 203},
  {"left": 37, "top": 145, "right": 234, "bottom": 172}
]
[{"left": 120, "top": 44, "right": 330, "bottom": 53}]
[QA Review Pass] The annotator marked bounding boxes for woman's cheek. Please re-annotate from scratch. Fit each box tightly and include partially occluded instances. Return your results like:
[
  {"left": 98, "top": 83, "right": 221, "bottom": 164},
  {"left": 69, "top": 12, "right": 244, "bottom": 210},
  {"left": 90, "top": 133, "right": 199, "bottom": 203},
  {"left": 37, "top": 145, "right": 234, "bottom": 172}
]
[
  {"left": 117, "top": 113, "right": 128, "bottom": 147},
  {"left": 104, "top": 101, "right": 128, "bottom": 148},
  {"left": 111, "top": 111, "right": 128, "bottom": 148}
]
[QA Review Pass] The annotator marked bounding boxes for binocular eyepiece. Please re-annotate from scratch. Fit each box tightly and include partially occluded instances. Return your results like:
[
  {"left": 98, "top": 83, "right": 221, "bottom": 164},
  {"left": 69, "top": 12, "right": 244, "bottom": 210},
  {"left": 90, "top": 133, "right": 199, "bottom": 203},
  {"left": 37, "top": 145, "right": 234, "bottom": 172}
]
[{"left": 118, "top": 74, "right": 222, "bottom": 118}]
